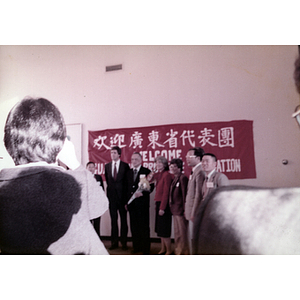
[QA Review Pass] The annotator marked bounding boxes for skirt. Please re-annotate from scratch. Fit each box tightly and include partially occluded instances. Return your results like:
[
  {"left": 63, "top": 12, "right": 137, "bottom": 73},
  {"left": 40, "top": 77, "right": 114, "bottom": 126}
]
[{"left": 155, "top": 201, "right": 172, "bottom": 238}]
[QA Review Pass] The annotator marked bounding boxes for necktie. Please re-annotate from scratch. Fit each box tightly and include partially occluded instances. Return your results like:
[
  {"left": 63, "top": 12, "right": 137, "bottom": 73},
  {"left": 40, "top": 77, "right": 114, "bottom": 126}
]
[
  {"left": 113, "top": 162, "right": 118, "bottom": 181},
  {"left": 133, "top": 169, "right": 138, "bottom": 182}
]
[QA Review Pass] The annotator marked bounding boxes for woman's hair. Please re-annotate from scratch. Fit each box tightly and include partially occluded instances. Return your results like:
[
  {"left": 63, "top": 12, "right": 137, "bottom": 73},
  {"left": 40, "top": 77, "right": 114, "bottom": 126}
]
[
  {"left": 4, "top": 97, "right": 66, "bottom": 165},
  {"left": 170, "top": 158, "right": 183, "bottom": 171},
  {"left": 155, "top": 155, "right": 169, "bottom": 171}
]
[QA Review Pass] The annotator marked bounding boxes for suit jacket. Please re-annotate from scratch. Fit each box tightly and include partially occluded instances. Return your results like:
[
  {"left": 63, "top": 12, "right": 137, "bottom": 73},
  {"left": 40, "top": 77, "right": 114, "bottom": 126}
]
[
  {"left": 126, "top": 166, "right": 154, "bottom": 208},
  {"left": 202, "top": 170, "right": 230, "bottom": 201},
  {"left": 169, "top": 173, "right": 189, "bottom": 216},
  {"left": 105, "top": 160, "right": 130, "bottom": 204},
  {"left": 152, "top": 170, "right": 174, "bottom": 211},
  {"left": 94, "top": 174, "right": 104, "bottom": 190},
  {"left": 184, "top": 164, "right": 205, "bottom": 220}
]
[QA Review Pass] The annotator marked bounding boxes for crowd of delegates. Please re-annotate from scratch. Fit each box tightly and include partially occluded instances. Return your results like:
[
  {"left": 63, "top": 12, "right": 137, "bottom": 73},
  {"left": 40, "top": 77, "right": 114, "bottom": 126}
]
[
  {"left": 2, "top": 57, "right": 299, "bottom": 255},
  {"left": 0, "top": 97, "right": 229, "bottom": 255},
  {"left": 94, "top": 145, "right": 230, "bottom": 255}
]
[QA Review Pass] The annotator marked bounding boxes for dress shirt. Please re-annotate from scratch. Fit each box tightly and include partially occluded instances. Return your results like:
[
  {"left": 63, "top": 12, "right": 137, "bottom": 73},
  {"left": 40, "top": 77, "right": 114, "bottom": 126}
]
[
  {"left": 132, "top": 164, "right": 142, "bottom": 174},
  {"left": 133, "top": 165, "right": 141, "bottom": 181},
  {"left": 206, "top": 168, "right": 216, "bottom": 180}
]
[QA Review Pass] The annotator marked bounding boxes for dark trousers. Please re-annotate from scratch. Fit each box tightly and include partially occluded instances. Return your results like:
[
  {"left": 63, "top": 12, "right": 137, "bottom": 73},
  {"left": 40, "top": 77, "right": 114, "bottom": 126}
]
[
  {"left": 128, "top": 202, "right": 150, "bottom": 254},
  {"left": 109, "top": 201, "right": 128, "bottom": 246},
  {"left": 91, "top": 217, "right": 101, "bottom": 239}
]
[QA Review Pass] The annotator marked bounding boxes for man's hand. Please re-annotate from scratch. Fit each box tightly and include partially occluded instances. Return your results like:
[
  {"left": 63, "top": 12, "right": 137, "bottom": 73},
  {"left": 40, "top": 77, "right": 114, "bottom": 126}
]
[
  {"left": 159, "top": 209, "right": 165, "bottom": 216},
  {"left": 134, "top": 191, "right": 143, "bottom": 198}
]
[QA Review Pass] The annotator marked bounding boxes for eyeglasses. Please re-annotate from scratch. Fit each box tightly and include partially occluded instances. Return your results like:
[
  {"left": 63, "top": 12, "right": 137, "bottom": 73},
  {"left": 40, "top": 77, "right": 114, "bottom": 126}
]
[
  {"left": 293, "top": 105, "right": 300, "bottom": 129},
  {"left": 185, "top": 155, "right": 196, "bottom": 158}
]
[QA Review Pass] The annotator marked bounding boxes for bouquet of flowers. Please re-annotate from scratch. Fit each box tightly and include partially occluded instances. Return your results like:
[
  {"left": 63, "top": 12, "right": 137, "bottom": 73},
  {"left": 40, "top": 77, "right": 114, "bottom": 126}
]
[{"left": 127, "top": 177, "right": 151, "bottom": 205}]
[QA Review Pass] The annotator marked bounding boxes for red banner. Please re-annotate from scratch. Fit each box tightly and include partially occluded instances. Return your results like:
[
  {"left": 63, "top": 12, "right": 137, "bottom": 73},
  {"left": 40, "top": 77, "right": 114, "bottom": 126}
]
[{"left": 88, "top": 120, "right": 256, "bottom": 180}]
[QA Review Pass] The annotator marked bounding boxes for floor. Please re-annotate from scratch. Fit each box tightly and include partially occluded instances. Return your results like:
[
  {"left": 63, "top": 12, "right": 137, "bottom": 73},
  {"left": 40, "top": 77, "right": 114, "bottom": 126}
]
[{"left": 101, "top": 238, "right": 165, "bottom": 255}]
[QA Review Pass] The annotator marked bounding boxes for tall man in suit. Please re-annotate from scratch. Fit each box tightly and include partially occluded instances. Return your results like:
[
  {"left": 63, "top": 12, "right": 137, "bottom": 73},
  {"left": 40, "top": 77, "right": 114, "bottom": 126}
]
[
  {"left": 86, "top": 161, "right": 104, "bottom": 239},
  {"left": 126, "top": 152, "right": 154, "bottom": 254},
  {"left": 105, "top": 146, "right": 130, "bottom": 250},
  {"left": 184, "top": 147, "right": 205, "bottom": 252}
]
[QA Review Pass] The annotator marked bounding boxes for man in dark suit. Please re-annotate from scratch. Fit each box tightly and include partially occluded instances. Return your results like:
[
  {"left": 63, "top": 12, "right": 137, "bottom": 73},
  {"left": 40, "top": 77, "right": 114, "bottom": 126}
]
[
  {"left": 86, "top": 161, "right": 104, "bottom": 239},
  {"left": 126, "top": 152, "right": 154, "bottom": 254},
  {"left": 105, "top": 146, "right": 130, "bottom": 250}
]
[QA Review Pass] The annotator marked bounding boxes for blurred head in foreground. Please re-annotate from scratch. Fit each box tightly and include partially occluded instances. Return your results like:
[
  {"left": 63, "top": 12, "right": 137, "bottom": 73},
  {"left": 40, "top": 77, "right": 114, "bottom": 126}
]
[{"left": 4, "top": 97, "right": 66, "bottom": 165}]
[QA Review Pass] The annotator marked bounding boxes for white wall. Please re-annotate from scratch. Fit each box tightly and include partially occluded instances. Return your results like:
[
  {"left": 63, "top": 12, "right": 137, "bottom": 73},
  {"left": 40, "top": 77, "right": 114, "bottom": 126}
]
[{"left": 1, "top": 45, "right": 300, "bottom": 237}]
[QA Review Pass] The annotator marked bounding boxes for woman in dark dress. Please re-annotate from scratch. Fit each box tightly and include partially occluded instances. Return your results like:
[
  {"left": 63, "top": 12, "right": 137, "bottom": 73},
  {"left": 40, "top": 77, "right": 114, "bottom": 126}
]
[{"left": 169, "top": 158, "right": 189, "bottom": 254}]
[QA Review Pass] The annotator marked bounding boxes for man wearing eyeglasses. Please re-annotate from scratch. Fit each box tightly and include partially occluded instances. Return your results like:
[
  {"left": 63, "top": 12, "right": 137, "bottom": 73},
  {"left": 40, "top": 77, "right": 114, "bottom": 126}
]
[{"left": 184, "top": 147, "right": 205, "bottom": 252}]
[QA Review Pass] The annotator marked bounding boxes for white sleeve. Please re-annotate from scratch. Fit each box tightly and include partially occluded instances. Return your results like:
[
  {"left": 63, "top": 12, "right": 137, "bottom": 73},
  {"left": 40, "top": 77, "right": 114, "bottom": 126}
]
[
  {"left": 68, "top": 165, "right": 109, "bottom": 220},
  {"left": 86, "top": 169, "right": 109, "bottom": 219}
]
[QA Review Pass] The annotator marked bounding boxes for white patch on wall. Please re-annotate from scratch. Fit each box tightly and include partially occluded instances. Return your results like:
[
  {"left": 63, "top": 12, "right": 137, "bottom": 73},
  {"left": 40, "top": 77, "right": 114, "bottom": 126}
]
[{"left": 66, "top": 124, "right": 82, "bottom": 165}]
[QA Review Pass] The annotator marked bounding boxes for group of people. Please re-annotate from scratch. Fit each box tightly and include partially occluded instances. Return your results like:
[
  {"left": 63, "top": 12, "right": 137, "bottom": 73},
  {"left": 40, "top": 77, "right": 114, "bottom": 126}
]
[
  {"left": 96, "top": 144, "right": 230, "bottom": 255},
  {"left": 0, "top": 96, "right": 230, "bottom": 255}
]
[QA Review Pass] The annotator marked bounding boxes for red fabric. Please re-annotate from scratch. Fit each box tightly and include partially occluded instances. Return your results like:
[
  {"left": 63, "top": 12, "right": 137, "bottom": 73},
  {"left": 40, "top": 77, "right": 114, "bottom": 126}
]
[
  {"left": 152, "top": 170, "right": 174, "bottom": 211},
  {"left": 88, "top": 120, "right": 256, "bottom": 180}
]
